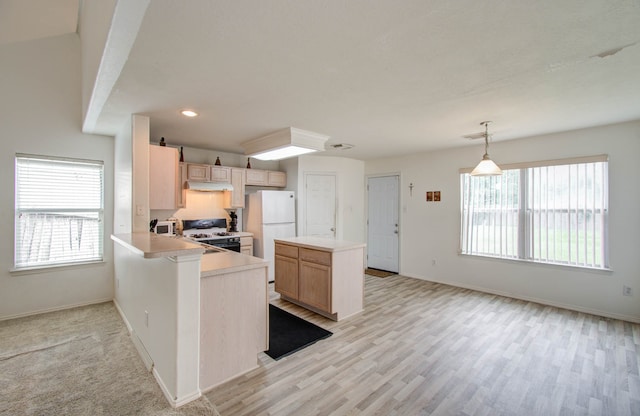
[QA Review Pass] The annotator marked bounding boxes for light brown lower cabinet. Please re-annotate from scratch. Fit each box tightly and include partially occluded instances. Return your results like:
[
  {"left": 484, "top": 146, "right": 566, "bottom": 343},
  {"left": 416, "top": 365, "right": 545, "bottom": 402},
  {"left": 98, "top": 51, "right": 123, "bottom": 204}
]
[
  {"left": 240, "top": 236, "right": 253, "bottom": 255},
  {"left": 274, "top": 238, "right": 365, "bottom": 321}
]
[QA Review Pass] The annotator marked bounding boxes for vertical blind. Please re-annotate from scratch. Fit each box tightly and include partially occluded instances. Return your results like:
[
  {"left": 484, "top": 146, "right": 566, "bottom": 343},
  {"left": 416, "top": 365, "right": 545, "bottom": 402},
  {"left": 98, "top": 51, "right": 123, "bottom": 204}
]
[
  {"left": 460, "top": 155, "right": 609, "bottom": 269},
  {"left": 15, "top": 154, "right": 104, "bottom": 269}
]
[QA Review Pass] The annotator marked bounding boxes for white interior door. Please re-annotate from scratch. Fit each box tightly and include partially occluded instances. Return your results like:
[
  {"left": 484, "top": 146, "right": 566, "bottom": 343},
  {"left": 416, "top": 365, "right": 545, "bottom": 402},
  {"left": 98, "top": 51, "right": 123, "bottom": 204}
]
[
  {"left": 304, "top": 173, "right": 336, "bottom": 238},
  {"left": 367, "top": 175, "right": 399, "bottom": 272}
]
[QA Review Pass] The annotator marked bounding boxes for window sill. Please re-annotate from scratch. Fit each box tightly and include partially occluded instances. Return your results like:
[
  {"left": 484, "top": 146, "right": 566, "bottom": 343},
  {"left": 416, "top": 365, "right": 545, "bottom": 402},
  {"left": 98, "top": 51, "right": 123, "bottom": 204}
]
[
  {"left": 9, "top": 260, "right": 106, "bottom": 276},
  {"left": 459, "top": 253, "right": 613, "bottom": 274}
]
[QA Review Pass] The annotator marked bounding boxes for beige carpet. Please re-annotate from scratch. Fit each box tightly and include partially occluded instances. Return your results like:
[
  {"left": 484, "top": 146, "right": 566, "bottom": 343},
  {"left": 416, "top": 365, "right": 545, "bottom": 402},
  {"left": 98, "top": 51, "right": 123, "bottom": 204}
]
[{"left": 0, "top": 302, "right": 218, "bottom": 416}]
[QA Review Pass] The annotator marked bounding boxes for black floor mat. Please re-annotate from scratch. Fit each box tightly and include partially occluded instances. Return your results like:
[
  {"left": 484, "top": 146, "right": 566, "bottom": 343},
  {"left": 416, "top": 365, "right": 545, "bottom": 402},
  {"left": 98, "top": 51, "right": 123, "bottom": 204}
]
[{"left": 265, "top": 304, "right": 332, "bottom": 360}]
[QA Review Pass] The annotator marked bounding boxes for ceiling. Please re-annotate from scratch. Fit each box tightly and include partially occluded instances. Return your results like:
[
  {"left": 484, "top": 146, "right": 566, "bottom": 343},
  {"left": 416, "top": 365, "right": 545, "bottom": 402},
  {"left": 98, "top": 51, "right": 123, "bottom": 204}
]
[
  {"left": 5, "top": 0, "right": 640, "bottom": 160},
  {"left": 0, "top": 0, "right": 78, "bottom": 45}
]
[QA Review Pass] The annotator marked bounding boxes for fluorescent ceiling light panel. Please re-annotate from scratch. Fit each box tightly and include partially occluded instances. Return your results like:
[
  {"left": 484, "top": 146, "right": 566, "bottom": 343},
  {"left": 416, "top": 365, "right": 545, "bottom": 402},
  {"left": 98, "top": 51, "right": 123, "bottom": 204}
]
[
  {"left": 242, "top": 127, "right": 329, "bottom": 161},
  {"left": 251, "top": 146, "right": 317, "bottom": 160}
]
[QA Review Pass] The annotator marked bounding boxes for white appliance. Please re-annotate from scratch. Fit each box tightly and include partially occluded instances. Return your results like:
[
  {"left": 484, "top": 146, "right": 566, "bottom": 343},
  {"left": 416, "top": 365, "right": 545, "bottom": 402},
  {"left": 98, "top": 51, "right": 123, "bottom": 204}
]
[
  {"left": 153, "top": 220, "right": 177, "bottom": 236},
  {"left": 244, "top": 190, "right": 296, "bottom": 282}
]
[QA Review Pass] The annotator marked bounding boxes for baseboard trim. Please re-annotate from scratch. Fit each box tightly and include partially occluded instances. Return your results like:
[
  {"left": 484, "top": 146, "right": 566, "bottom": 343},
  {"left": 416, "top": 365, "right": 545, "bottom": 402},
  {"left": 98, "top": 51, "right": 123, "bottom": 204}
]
[
  {"left": 402, "top": 273, "right": 640, "bottom": 324},
  {"left": 200, "top": 363, "right": 260, "bottom": 395},
  {"left": 112, "top": 299, "right": 132, "bottom": 333},
  {"left": 115, "top": 299, "right": 202, "bottom": 408},
  {"left": 0, "top": 297, "right": 114, "bottom": 321},
  {"left": 113, "top": 299, "right": 153, "bottom": 371},
  {"left": 153, "top": 367, "right": 202, "bottom": 408}
]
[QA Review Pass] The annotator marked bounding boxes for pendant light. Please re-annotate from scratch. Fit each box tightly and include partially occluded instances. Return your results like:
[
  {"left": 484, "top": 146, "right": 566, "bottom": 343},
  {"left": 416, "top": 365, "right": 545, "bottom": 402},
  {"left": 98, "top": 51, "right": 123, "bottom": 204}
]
[{"left": 471, "top": 121, "right": 502, "bottom": 176}]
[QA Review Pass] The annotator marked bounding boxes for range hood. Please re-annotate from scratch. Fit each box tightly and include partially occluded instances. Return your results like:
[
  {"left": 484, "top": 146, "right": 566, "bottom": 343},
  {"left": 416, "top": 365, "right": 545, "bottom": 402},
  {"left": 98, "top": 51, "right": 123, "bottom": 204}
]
[{"left": 185, "top": 181, "right": 234, "bottom": 192}]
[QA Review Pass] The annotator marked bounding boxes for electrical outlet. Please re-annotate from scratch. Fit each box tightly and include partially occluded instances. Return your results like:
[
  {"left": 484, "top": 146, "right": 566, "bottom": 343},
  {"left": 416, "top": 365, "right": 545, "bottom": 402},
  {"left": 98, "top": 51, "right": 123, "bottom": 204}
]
[
  {"left": 136, "top": 205, "right": 144, "bottom": 216},
  {"left": 623, "top": 286, "right": 632, "bottom": 296}
]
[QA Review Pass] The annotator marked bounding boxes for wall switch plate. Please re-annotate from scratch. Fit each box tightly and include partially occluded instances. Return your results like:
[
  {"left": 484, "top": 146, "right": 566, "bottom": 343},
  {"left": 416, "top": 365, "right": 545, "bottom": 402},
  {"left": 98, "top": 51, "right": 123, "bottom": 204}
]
[{"left": 623, "top": 286, "right": 632, "bottom": 296}]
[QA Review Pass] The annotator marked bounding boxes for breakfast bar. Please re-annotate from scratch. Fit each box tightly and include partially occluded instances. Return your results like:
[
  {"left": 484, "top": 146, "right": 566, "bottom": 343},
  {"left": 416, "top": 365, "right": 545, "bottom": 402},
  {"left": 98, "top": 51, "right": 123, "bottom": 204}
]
[{"left": 111, "top": 233, "right": 268, "bottom": 407}]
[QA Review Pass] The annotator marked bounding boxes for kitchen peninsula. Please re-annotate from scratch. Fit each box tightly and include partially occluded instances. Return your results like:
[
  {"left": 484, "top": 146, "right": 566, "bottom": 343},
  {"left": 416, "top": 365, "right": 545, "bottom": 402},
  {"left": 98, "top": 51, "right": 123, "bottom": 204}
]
[
  {"left": 111, "top": 232, "right": 268, "bottom": 407},
  {"left": 274, "top": 236, "right": 365, "bottom": 321}
]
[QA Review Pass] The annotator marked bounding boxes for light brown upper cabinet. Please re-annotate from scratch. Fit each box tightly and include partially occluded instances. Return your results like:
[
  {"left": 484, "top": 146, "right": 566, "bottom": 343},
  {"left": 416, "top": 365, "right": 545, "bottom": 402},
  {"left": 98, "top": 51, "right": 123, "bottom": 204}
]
[
  {"left": 245, "top": 169, "right": 267, "bottom": 186},
  {"left": 246, "top": 169, "right": 287, "bottom": 187},
  {"left": 149, "top": 145, "right": 179, "bottom": 210},
  {"left": 186, "top": 163, "right": 210, "bottom": 181},
  {"left": 230, "top": 168, "right": 246, "bottom": 208},
  {"left": 267, "top": 171, "right": 287, "bottom": 187},
  {"left": 211, "top": 166, "right": 231, "bottom": 183}
]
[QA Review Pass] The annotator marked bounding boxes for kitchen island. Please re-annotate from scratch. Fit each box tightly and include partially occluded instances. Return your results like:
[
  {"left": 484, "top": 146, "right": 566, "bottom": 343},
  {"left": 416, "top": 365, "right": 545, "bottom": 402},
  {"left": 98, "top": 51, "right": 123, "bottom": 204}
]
[
  {"left": 274, "top": 236, "right": 365, "bottom": 321},
  {"left": 111, "top": 232, "right": 268, "bottom": 407}
]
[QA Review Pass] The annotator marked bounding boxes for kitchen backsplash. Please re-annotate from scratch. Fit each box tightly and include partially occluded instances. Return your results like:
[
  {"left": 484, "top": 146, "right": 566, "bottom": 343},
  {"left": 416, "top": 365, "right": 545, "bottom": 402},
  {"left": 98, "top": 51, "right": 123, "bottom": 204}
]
[{"left": 151, "top": 190, "right": 243, "bottom": 231}]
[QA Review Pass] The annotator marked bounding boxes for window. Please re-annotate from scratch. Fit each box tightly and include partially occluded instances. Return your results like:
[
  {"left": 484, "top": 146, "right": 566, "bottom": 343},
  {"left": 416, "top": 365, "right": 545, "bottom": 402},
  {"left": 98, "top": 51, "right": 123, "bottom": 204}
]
[
  {"left": 14, "top": 154, "right": 104, "bottom": 270},
  {"left": 460, "top": 155, "right": 609, "bottom": 269}
]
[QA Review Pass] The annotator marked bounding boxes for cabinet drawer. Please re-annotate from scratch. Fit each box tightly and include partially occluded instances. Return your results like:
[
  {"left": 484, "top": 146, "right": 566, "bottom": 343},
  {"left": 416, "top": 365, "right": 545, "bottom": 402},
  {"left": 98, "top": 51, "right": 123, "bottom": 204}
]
[
  {"left": 275, "top": 243, "right": 298, "bottom": 259},
  {"left": 299, "top": 248, "right": 331, "bottom": 266},
  {"left": 240, "top": 236, "right": 253, "bottom": 246}
]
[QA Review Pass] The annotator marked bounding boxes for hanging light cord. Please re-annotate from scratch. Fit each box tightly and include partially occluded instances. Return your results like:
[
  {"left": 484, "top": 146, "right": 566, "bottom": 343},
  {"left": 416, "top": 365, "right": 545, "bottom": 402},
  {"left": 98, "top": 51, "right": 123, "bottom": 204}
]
[{"left": 480, "top": 121, "right": 493, "bottom": 157}]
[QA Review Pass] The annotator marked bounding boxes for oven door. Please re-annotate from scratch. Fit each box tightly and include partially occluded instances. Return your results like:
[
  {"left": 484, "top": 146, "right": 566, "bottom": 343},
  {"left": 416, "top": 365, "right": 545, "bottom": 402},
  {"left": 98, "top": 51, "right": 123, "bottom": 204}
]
[{"left": 202, "top": 239, "right": 241, "bottom": 253}]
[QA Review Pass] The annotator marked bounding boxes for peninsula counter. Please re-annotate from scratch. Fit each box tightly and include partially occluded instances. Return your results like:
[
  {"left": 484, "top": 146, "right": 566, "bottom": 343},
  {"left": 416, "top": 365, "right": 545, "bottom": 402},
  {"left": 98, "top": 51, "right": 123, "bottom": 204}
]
[{"left": 111, "top": 232, "right": 268, "bottom": 407}]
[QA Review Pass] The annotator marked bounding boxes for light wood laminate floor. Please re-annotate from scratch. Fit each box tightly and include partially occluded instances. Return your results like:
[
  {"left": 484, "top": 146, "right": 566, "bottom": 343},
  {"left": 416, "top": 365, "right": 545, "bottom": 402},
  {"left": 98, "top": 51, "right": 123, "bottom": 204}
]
[{"left": 206, "top": 275, "right": 640, "bottom": 416}]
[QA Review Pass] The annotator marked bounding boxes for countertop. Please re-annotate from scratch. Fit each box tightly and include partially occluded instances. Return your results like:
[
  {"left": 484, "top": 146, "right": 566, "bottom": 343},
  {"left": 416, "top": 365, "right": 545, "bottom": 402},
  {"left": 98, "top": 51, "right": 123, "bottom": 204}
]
[
  {"left": 274, "top": 236, "right": 366, "bottom": 252},
  {"left": 199, "top": 251, "right": 267, "bottom": 277},
  {"left": 111, "top": 232, "right": 268, "bottom": 277},
  {"left": 111, "top": 232, "right": 204, "bottom": 258}
]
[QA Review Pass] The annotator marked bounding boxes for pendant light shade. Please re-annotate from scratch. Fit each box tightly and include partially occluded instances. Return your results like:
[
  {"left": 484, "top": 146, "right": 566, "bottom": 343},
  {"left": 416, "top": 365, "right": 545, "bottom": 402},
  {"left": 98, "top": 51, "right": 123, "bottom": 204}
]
[{"left": 471, "top": 121, "right": 502, "bottom": 176}]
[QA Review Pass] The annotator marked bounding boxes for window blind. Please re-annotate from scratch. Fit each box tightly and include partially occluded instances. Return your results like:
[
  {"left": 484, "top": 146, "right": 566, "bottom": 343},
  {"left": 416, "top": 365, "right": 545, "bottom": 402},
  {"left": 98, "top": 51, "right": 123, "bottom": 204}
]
[
  {"left": 14, "top": 154, "right": 104, "bottom": 269},
  {"left": 460, "top": 155, "right": 609, "bottom": 270}
]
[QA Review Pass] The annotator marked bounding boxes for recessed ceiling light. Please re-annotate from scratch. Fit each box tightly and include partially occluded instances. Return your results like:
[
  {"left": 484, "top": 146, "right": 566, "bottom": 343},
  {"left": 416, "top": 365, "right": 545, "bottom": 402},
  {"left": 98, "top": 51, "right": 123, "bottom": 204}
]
[{"left": 181, "top": 110, "right": 198, "bottom": 117}]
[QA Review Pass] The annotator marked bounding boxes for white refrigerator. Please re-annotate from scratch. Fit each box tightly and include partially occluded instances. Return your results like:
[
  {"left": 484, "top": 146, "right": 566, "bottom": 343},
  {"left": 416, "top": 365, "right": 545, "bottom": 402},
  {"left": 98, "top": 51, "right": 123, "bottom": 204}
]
[{"left": 244, "top": 190, "right": 296, "bottom": 282}]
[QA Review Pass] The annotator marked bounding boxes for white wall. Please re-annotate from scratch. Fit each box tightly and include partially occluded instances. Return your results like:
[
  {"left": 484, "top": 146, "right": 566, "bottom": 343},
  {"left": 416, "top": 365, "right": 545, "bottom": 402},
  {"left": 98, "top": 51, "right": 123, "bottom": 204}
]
[
  {"left": 288, "top": 155, "right": 365, "bottom": 243},
  {"left": 365, "top": 121, "right": 640, "bottom": 322},
  {"left": 113, "top": 243, "right": 201, "bottom": 406},
  {"left": 79, "top": 0, "right": 118, "bottom": 119},
  {"left": 165, "top": 144, "right": 279, "bottom": 171},
  {"left": 0, "top": 34, "right": 115, "bottom": 320},
  {"left": 114, "top": 117, "right": 133, "bottom": 234},
  {"left": 132, "top": 115, "right": 151, "bottom": 232}
]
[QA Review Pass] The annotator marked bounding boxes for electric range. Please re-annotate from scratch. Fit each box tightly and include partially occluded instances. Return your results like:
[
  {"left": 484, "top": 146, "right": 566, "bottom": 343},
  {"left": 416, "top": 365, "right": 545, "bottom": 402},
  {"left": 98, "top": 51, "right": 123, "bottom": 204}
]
[{"left": 182, "top": 218, "right": 241, "bottom": 252}]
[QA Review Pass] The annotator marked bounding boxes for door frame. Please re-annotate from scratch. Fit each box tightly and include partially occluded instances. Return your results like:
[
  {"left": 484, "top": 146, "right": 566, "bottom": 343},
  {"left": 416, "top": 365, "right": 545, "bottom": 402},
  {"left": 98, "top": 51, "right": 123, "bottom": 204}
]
[{"left": 365, "top": 172, "right": 401, "bottom": 273}]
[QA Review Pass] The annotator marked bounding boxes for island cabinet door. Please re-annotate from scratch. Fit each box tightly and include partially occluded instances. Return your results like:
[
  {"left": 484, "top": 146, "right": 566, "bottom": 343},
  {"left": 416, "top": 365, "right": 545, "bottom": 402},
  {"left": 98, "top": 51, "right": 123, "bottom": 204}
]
[
  {"left": 274, "top": 254, "right": 298, "bottom": 299},
  {"left": 298, "top": 260, "right": 332, "bottom": 313}
]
